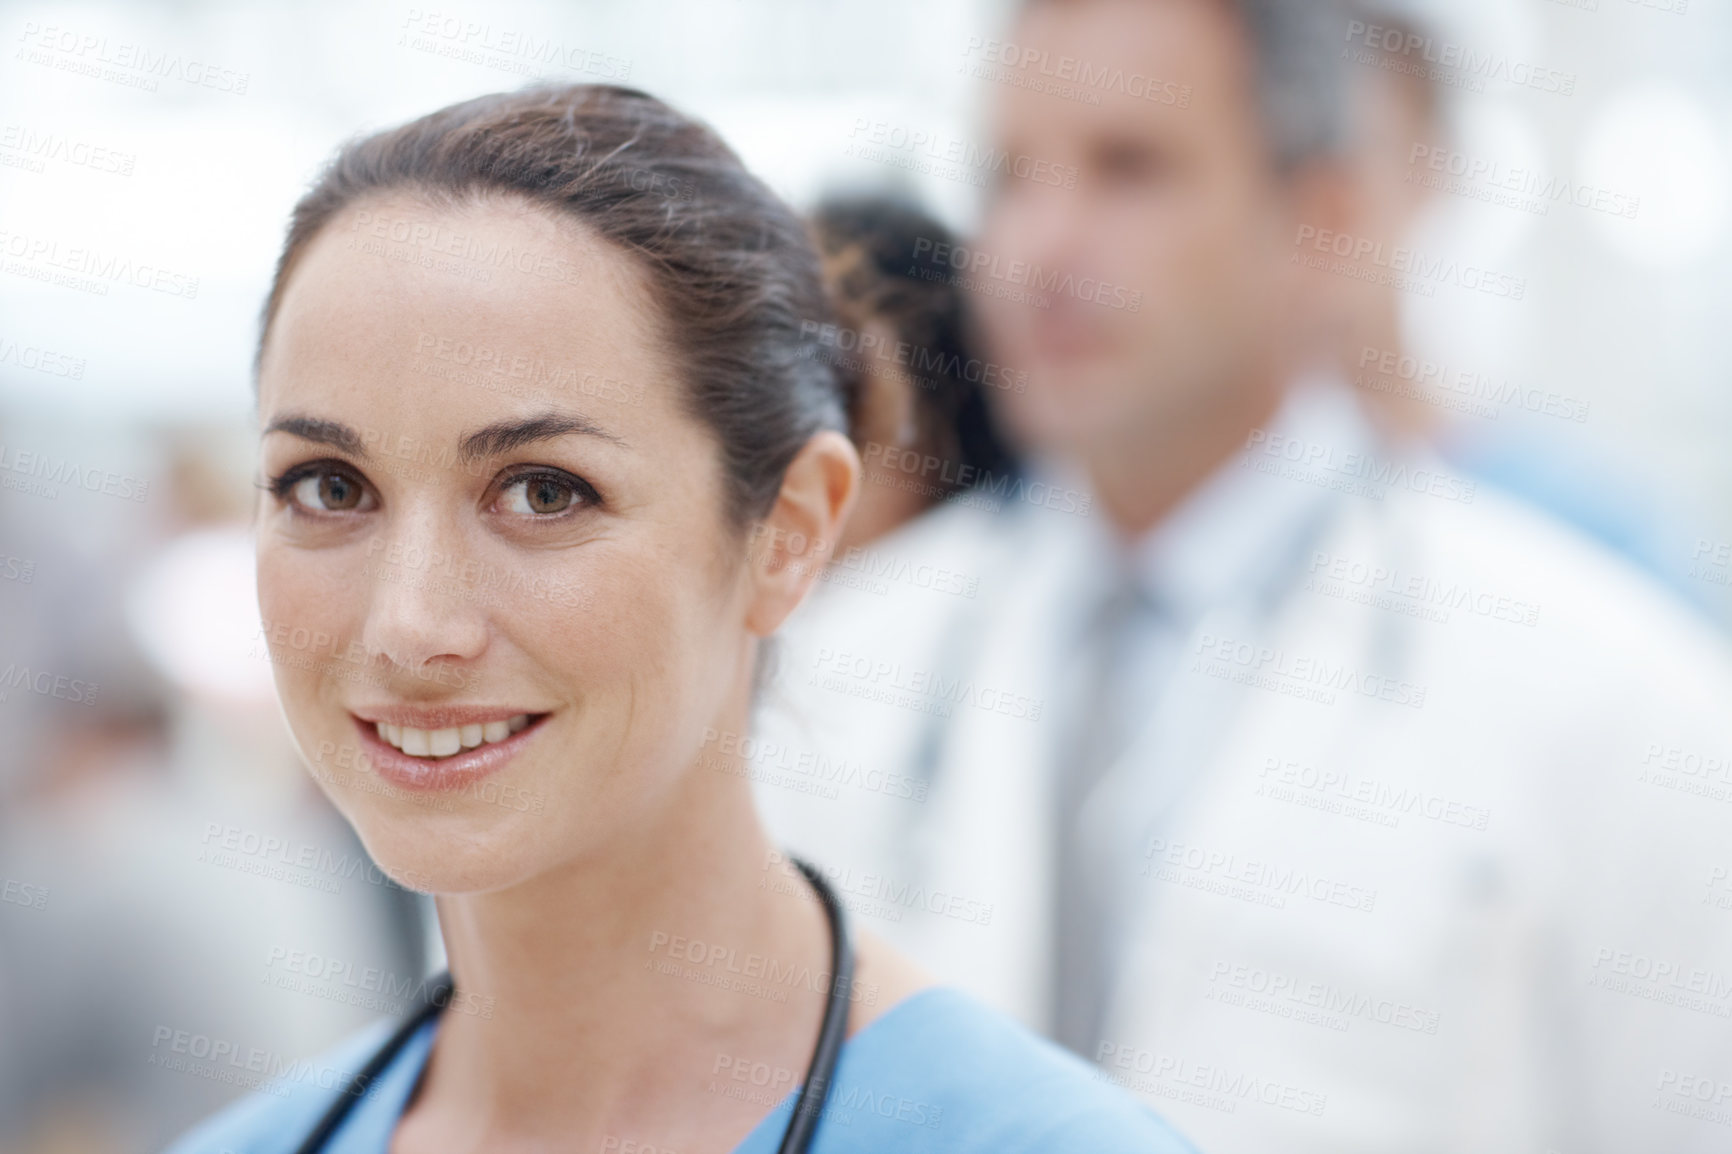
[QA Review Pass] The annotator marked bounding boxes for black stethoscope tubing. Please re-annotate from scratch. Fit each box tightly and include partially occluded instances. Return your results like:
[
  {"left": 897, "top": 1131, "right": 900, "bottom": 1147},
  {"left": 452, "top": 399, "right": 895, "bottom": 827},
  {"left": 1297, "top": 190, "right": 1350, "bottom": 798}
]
[{"left": 293, "top": 857, "right": 855, "bottom": 1154}]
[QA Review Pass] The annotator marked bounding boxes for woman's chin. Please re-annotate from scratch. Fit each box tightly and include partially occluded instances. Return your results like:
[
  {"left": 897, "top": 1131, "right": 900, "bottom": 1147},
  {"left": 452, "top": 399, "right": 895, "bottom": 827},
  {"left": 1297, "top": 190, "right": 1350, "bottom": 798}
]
[{"left": 351, "top": 822, "right": 554, "bottom": 896}]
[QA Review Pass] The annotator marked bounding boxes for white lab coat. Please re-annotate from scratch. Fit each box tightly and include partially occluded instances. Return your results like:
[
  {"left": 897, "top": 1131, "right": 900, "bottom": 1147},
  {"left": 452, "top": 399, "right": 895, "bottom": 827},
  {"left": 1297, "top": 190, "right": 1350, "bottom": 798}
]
[{"left": 754, "top": 387, "right": 1732, "bottom": 1152}]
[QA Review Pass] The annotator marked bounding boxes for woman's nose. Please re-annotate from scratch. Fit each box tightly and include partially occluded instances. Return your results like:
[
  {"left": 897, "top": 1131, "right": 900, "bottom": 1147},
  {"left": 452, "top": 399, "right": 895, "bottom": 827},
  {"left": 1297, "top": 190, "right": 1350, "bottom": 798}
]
[{"left": 360, "top": 520, "right": 490, "bottom": 678}]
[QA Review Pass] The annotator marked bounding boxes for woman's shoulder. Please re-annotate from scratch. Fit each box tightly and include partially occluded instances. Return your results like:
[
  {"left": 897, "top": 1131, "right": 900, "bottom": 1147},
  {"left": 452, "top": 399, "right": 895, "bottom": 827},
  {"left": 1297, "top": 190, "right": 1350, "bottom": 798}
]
[
  {"left": 160, "top": 1016, "right": 411, "bottom": 1154},
  {"left": 795, "top": 986, "right": 1197, "bottom": 1153}
]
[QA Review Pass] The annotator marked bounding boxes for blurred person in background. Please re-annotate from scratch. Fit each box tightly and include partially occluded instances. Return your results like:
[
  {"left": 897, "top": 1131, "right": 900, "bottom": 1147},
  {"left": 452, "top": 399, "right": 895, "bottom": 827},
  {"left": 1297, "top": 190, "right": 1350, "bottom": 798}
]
[
  {"left": 806, "top": 194, "right": 1021, "bottom": 552},
  {"left": 752, "top": 194, "right": 1026, "bottom": 871},
  {"left": 757, "top": 0, "right": 1732, "bottom": 1150},
  {"left": 0, "top": 450, "right": 169, "bottom": 1152},
  {"left": 1332, "top": 7, "right": 1713, "bottom": 613},
  {"left": 0, "top": 430, "right": 422, "bottom": 1154}
]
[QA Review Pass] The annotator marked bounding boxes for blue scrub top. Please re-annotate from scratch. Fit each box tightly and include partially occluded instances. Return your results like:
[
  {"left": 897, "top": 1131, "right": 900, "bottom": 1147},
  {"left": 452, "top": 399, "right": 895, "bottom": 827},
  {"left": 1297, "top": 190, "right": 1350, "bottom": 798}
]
[{"left": 163, "top": 987, "right": 1195, "bottom": 1153}]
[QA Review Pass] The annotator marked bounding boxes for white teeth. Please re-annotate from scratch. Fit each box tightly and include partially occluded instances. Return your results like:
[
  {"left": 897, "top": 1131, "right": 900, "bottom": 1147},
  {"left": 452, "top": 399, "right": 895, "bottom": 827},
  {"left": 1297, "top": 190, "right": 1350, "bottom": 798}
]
[
  {"left": 376, "top": 714, "right": 533, "bottom": 759},
  {"left": 400, "top": 726, "right": 431, "bottom": 757}
]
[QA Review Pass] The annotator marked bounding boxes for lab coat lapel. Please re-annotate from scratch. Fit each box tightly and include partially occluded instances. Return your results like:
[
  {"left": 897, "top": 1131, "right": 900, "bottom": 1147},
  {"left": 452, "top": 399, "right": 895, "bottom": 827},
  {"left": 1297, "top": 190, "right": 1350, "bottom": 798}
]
[{"left": 902, "top": 506, "right": 1093, "bottom": 1029}]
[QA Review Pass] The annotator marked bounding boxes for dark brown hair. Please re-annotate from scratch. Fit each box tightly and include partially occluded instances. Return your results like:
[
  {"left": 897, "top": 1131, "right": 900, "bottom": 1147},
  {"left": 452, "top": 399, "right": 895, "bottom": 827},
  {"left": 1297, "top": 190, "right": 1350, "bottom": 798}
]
[
  {"left": 810, "top": 194, "right": 1020, "bottom": 499},
  {"left": 259, "top": 84, "right": 852, "bottom": 528}
]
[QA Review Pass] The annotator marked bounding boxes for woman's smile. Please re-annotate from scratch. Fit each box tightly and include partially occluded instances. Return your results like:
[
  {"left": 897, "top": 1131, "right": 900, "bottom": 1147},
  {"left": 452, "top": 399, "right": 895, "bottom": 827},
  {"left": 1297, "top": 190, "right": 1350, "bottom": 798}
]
[{"left": 349, "top": 705, "right": 553, "bottom": 791}]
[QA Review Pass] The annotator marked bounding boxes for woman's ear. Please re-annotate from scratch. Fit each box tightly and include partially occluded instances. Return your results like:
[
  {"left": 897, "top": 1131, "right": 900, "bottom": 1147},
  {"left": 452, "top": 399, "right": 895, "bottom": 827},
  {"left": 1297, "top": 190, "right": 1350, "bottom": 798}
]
[{"left": 743, "top": 431, "right": 861, "bottom": 637}]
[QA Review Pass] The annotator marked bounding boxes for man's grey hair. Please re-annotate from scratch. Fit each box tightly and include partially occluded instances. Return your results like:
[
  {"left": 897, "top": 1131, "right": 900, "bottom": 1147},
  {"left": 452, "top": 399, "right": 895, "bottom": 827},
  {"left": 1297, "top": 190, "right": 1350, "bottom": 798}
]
[
  {"left": 1017, "top": 0, "right": 1360, "bottom": 171},
  {"left": 1233, "top": 0, "right": 1356, "bottom": 169}
]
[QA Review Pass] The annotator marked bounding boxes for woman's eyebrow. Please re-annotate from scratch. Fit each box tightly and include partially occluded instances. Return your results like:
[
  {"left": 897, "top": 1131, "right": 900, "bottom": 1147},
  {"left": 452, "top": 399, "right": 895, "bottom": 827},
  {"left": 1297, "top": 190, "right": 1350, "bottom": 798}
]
[
  {"left": 262, "top": 415, "right": 369, "bottom": 458},
  {"left": 459, "top": 413, "right": 627, "bottom": 460}
]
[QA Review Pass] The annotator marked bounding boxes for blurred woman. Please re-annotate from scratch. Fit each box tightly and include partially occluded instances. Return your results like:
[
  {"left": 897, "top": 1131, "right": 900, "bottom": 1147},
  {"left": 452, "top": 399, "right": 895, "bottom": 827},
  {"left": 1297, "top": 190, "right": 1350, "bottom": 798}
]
[{"left": 807, "top": 196, "right": 1020, "bottom": 552}]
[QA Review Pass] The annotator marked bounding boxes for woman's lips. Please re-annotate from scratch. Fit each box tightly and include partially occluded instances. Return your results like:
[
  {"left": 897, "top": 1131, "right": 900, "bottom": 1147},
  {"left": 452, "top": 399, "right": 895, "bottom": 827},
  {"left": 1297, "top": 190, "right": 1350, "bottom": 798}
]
[{"left": 350, "top": 711, "right": 548, "bottom": 792}]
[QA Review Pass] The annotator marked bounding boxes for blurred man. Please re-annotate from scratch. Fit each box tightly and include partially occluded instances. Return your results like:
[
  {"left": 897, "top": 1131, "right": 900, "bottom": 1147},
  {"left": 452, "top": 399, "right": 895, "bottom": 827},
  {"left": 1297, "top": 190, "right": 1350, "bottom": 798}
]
[{"left": 756, "top": 1, "right": 1732, "bottom": 1150}]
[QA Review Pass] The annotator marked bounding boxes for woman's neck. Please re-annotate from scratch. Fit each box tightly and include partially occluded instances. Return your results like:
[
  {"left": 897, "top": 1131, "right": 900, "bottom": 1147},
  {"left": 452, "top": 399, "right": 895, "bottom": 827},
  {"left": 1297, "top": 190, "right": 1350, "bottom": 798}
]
[{"left": 394, "top": 759, "right": 839, "bottom": 1154}]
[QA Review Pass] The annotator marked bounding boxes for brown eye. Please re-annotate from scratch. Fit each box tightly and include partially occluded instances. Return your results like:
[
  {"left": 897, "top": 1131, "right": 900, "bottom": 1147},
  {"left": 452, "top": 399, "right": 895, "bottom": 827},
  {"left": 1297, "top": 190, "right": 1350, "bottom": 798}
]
[
  {"left": 528, "top": 476, "right": 571, "bottom": 513},
  {"left": 501, "top": 474, "right": 577, "bottom": 515},
  {"left": 288, "top": 469, "right": 369, "bottom": 511},
  {"left": 319, "top": 472, "right": 362, "bottom": 509}
]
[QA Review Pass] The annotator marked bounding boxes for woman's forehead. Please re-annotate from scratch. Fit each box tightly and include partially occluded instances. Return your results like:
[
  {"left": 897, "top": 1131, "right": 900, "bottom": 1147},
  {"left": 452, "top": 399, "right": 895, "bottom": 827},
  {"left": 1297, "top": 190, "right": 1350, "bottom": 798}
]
[{"left": 260, "top": 193, "right": 672, "bottom": 415}]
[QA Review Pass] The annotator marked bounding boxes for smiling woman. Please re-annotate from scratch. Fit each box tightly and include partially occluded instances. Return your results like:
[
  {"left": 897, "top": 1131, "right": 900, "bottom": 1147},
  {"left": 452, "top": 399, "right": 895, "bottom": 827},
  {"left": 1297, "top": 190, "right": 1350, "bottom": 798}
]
[{"left": 162, "top": 84, "right": 1193, "bottom": 1154}]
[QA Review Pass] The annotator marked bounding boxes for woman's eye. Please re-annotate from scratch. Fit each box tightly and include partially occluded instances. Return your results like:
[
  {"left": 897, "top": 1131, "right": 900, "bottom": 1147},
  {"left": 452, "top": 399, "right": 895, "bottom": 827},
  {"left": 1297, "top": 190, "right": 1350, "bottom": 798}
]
[
  {"left": 499, "top": 474, "right": 580, "bottom": 515},
  {"left": 289, "top": 470, "right": 369, "bottom": 511}
]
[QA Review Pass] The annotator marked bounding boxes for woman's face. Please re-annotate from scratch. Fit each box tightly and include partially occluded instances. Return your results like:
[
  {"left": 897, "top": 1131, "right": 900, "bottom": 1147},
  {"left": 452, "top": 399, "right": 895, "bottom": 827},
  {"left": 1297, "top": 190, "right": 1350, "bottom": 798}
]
[{"left": 256, "top": 192, "right": 756, "bottom": 893}]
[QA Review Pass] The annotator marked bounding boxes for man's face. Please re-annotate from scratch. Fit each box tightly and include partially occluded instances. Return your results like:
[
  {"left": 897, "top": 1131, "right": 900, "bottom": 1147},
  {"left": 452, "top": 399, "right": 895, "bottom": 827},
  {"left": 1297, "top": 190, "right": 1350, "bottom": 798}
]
[{"left": 975, "top": 0, "right": 1299, "bottom": 459}]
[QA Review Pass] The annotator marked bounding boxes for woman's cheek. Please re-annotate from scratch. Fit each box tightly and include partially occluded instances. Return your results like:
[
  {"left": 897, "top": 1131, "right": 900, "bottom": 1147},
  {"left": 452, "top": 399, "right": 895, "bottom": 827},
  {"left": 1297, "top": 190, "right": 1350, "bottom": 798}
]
[{"left": 256, "top": 541, "right": 348, "bottom": 732}]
